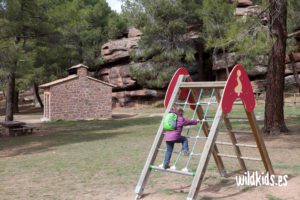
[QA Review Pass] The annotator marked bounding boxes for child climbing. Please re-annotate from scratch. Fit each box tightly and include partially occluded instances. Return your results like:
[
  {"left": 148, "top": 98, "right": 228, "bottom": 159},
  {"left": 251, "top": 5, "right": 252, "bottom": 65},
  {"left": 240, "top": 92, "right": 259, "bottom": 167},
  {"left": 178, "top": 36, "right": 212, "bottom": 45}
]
[{"left": 163, "top": 106, "right": 199, "bottom": 169}]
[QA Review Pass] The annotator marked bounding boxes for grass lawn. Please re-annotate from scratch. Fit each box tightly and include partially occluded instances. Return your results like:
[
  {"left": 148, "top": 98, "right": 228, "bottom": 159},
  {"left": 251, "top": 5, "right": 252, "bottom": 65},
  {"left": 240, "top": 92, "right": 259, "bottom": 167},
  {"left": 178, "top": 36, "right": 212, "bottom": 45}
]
[{"left": 0, "top": 103, "right": 300, "bottom": 200}]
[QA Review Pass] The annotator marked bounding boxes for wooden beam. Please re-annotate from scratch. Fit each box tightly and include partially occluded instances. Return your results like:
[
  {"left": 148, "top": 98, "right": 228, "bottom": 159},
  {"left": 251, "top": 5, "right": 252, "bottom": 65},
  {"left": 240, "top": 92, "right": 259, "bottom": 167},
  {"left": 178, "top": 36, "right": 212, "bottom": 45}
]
[
  {"left": 215, "top": 141, "right": 257, "bottom": 148},
  {"left": 215, "top": 90, "right": 247, "bottom": 173},
  {"left": 149, "top": 165, "right": 195, "bottom": 176},
  {"left": 134, "top": 75, "right": 184, "bottom": 197},
  {"left": 217, "top": 153, "right": 262, "bottom": 161},
  {"left": 245, "top": 110, "right": 275, "bottom": 175},
  {"left": 180, "top": 81, "right": 226, "bottom": 89},
  {"left": 288, "top": 30, "right": 300, "bottom": 38},
  {"left": 187, "top": 103, "right": 223, "bottom": 200}
]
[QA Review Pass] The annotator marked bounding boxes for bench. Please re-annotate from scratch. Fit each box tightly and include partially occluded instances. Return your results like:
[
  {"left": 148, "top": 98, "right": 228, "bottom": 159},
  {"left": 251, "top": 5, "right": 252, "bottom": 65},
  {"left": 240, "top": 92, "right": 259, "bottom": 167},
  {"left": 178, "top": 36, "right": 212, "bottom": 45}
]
[{"left": 0, "top": 121, "right": 38, "bottom": 136}]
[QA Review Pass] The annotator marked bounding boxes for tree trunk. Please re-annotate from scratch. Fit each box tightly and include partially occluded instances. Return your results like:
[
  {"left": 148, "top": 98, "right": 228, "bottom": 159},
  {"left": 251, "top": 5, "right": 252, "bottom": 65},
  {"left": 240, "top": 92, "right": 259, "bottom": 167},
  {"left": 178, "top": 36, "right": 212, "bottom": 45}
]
[
  {"left": 195, "top": 41, "right": 205, "bottom": 81},
  {"left": 13, "top": 90, "right": 19, "bottom": 113},
  {"left": 289, "top": 53, "right": 300, "bottom": 92},
  {"left": 222, "top": 48, "right": 230, "bottom": 78},
  {"left": 33, "top": 82, "right": 44, "bottom": 108},
  {"left": 263, "top": 0, "right": 288, "bottom": 135},
  {"left": 5, "top": 71, "right": 15, "bottom": 122}
]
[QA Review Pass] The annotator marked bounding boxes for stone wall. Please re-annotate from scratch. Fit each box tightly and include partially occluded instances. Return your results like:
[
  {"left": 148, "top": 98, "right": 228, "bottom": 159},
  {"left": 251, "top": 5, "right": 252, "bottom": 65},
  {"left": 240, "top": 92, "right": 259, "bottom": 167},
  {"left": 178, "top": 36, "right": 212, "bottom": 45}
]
[{"left": 49, "top": 77, "right": 112, "bottom": 120}]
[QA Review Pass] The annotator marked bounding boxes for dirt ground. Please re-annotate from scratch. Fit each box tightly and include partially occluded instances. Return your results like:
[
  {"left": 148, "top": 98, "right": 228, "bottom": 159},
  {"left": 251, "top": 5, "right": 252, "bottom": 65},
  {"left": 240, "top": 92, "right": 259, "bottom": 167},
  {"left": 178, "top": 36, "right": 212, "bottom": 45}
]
[
  {"left": 1, "top": 101, "right": 300, "bottom": 200},
  {"left": 114, "top": 124, "right": 300, "bottom": 200}
]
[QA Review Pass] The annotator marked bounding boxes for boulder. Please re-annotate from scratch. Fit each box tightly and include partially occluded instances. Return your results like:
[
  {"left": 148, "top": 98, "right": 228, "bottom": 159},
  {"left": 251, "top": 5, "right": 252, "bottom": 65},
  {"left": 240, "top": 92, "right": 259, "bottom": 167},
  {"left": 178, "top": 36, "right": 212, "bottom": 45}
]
[
  {"left": 235, "top": 5, "right": 261, "bottom": 16},
  {"left": 98, "top": 65, "right": 137, "bottom": 89},
  {"left": 285, "top": 75, "right": 300, "bottom": 90},
  {"left": 128, "top": 27, "right": 142, "bottom": 38},
  {"left": 230, "top": 0, "right": 253, "bottom": 7},
  {"left": 101, "top": 37, "right": 140, "bottom": 63},
  {"left": 247, "top": 65, "right": 268, "bottom": 77},
  {"left": 285, "top": 53, "right": 300, "bottom": 63},
  {"left": 251, "top": 75, "right": 300, "bottom": 93},
  {"left": 285, "top": 62, "right": 300, "bottom": 74},
  {"left": 212, "top": 53, "right": 238, "bottom": 70}
]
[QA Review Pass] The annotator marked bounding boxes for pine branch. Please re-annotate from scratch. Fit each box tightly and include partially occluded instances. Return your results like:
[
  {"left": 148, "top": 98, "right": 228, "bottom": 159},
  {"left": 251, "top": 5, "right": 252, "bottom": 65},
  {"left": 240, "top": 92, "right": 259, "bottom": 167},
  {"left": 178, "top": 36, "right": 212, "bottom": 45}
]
[{"left": 287, "top": 30, "right": 300, "bottom": 38}]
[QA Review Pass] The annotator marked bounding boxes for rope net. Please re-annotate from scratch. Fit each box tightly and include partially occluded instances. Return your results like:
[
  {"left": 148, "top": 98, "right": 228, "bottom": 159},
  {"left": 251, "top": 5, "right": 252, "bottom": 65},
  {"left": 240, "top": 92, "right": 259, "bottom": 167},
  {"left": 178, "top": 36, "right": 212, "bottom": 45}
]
[
  {"left": 153, "top": 86, "right": 265, "bottom": 175},
  {"left": 156, "top": 87, "right": 220, "bottom": 173}
]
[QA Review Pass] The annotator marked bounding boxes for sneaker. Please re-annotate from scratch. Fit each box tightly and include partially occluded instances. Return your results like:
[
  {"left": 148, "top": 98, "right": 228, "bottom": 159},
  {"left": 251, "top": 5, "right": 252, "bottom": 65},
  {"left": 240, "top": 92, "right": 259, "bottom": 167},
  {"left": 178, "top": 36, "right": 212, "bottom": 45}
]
[
  {"left": 182, "top": 150, "right": 190, "bottom": 156},
  {"left": 163, "top": 164, "right": 170, "bottom": 169}
]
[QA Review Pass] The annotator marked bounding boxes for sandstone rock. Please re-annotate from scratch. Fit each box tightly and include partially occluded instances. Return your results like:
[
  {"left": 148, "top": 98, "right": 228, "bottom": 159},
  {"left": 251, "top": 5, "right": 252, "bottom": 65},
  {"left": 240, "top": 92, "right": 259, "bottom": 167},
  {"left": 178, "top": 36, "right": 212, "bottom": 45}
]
[
  {"left": 285, "top": 53, "right": 300, "bottom": 63},
  {"left": 98, "top": 65, "right": 136, "bottom": 89},
  {"left": 285, "top": 75, "right": 300, "bottom": 90},
  {"left": 101, "top": 37, "right": 140, "bottom": 63},
  {"left": 247, "top": 65, "right": 268, "bottom": 77},
  {"left": 285, "top": 62, "right": 300, "bottom": 74},
  {"left": 251, "top": 74, "right": 300, "bottom": 93},
  {"left": 128, "top": 27, "right": 142, "bottom": 38},
  {"left": 230, "top": 0, "right": 253, "bottom": 7},
  {"left": 212, "top": 53, "right": 238, "bottom": 70},
  {"left": 235, "top": 5, "right": 261, "bottom": 16}
]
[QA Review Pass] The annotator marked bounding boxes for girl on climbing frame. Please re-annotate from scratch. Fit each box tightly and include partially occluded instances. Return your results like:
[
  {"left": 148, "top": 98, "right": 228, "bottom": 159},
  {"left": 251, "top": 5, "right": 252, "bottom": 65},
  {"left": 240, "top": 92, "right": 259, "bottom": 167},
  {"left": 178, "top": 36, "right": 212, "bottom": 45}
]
[{"left": 163, "top": 106, "right": 199, "bottom": 169}]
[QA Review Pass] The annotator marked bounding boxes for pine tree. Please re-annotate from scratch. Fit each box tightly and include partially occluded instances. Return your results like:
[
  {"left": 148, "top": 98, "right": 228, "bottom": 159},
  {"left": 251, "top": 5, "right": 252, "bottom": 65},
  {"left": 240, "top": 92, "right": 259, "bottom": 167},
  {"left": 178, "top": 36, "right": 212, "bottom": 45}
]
[
  {"left": 200, "top": 0, "right": 298, "bottom": 135},
  {"left": 122, "top": 0, "right": 204, "bottom": 88},
  {"left": 0, "top": 0, "right": 127, "bottom": 119},
  {"left": 0, "top": 0, "right": 45, "bottom": 121},
  {"left": 264, "top": 0, "right": 288, "bottom": 134}
]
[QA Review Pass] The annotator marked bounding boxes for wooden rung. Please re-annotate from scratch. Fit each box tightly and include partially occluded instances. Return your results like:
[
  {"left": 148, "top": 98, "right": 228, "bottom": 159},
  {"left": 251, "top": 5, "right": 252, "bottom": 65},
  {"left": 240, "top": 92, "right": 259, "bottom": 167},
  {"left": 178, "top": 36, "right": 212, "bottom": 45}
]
[
  {"left": 180, "top": 81, "right": 226, "bottom": 89},
  {"left": 218, "top": 129, "right": 252, "bottom": 134},
  {"left": 174, "top": 102, "right": 218, "bottom": 106},
  {"left": 149, "top": 165, "right": 195, "bottom": 176},
  {"left": 206, "top": 116, "right": 248, "bottom": 120},
  {"left": 236, "top": 143, "right": 257, "bottom": 148},
  {"left": 215, "top": 141, "right": 233, "bottom": 146},
  {"left": 240, "top": 156, "right": 261, "bottom": 161},
  {"left": 215, "top": 142, "right": 257, "bottom": 148},
  {"left": 187, "top": 136, "right": 207, "bottom": 140},
  {"left": 217, "top": 153, "right": 262, "bottom": 161}
]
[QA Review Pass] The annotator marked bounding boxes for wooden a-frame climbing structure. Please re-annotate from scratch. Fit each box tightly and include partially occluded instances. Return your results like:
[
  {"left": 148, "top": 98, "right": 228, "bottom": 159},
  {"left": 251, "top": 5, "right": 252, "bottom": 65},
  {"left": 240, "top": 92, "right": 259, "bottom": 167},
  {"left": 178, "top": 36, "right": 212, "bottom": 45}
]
[{"left": 134, "top": 64, "right": 274, "bottom": 200}]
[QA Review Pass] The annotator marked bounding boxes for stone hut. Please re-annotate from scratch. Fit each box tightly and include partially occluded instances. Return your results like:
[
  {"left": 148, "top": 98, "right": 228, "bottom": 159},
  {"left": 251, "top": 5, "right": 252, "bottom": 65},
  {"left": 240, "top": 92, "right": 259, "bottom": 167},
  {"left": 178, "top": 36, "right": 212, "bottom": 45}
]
[{"left": 39, "top": 64, "right": 115, "bottom": 121}]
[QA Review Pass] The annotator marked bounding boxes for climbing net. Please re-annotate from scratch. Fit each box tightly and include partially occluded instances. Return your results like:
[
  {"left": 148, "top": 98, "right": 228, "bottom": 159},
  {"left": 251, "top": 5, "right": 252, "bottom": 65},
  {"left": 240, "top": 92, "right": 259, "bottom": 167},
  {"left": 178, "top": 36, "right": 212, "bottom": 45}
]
[{"left": 156, "top": 87, "right": 220, "bottom": 174}]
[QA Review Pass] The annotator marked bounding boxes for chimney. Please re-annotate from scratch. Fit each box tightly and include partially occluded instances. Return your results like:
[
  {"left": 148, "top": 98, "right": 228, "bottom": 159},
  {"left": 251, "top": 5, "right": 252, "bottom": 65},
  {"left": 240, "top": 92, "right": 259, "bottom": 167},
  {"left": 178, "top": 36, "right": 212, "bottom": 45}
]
[{"left": 68, "top": 64, "right": 89, "bottom": 77}]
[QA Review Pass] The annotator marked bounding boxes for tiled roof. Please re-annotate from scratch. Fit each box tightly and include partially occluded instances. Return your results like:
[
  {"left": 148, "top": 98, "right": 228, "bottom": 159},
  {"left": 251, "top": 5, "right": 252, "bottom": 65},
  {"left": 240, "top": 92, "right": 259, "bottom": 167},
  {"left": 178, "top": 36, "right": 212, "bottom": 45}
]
[
  {"left": 39, "top": 75, "right": 78, "bottom": 88},
  {"left": 39, "top": 75, "right": 116, "bottom": 88},
  {"left": 87, "top": 77, "right": 116, "bottom": 87}
]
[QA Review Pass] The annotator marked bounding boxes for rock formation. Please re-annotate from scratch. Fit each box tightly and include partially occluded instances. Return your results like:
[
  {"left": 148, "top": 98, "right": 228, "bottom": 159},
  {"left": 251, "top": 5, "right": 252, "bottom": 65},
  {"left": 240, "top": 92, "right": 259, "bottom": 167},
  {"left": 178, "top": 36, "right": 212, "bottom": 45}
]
[
  {"left": 97, "top": 27, "right": 164, "bottom": 107},
  {"left": 212, "top": 0, "right": 300, "bottom": 93}
]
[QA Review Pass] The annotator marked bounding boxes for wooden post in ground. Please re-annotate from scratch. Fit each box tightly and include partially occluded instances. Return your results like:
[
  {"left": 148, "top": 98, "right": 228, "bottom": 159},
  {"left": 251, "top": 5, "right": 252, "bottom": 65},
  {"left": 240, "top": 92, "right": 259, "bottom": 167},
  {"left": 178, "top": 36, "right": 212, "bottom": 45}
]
[
  {"left": 186, "top": 104, "right": 223, "bottom": 200},
  {"left": 245, "top": 110, "right": 274, "bottom": 175},
  {"left": 134, "top": 75, "right": 184, "bottom": 198},
  {"left": 215, "top": 89, "right": 247, "bottom": 173}
]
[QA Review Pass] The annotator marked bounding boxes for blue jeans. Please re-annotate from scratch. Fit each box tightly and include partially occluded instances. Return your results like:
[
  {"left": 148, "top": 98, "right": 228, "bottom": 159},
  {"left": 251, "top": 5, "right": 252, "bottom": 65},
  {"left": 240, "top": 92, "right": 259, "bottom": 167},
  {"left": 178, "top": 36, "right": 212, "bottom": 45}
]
[{"left": 163, "top": 136, "right": 189, "bottom": 167}]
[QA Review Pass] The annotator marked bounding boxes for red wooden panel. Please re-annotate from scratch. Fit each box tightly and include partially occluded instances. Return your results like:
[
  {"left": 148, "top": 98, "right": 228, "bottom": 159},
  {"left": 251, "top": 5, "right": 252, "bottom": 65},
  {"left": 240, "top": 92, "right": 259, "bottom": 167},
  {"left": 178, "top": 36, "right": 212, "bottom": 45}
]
[{"left": 221, "top": 64, "right": 255, "bottom": 114}]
